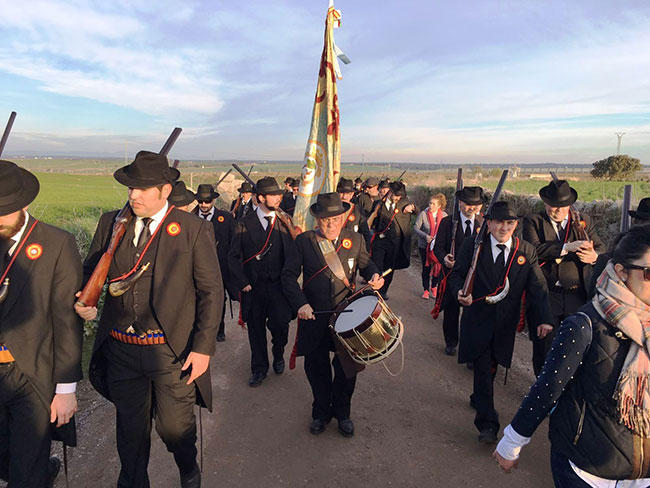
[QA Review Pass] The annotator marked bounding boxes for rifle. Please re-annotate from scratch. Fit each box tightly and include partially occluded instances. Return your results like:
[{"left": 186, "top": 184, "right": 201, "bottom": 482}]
[
  {"left": 549, "top": 172, "right": 589, "bottom": 241},
  {"left": 460, "top": 169, "right": 508, "bottom": 298},
  {"left": 396, "top": 170, "right": 407, "bottom": 182},
  {"left": 247, "top": 164, "right": 255, "bottom": 177},
  {"left": 231, "top": 163, "right": 302, "bottom": 239},
  {"left": 172, "top": 159, "right": 180, "bottom": 169},
  {"left": 0, "top": 111, "right": 17, "bottom": 157},
  {"left": 449, "top": 168, "right": 464, "bottom": 260},
  {"left": 214, "top": 169, "right": 232, "bottom": 188},
  {"left": 620, "top": 184, "right": 632, "bottom": 233},
  {"left": 76, "top": 127, "right": 183, "bottom": 308},
  {"left": 366, "top": 187, "right": 392, "bottom": 230}
]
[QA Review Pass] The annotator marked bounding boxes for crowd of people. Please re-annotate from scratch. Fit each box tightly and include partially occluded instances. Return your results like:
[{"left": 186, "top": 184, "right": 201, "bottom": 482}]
[{"left": 0, "top": 151, "right": 649, "bottom": 487}]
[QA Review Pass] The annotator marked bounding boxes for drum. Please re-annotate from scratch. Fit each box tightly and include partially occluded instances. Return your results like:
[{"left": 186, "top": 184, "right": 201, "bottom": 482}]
[{"left": 330, "top": 292, "right": 403, "bottom": 365}]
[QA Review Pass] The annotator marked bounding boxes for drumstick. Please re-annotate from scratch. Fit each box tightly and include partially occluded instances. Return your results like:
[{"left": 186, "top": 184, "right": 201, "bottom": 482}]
[
  {"left": 313, "top": 310, "right": 353, "bottom": 315},
  {"left": 347, "top": 269, "right": 393, "bottom": 302}
]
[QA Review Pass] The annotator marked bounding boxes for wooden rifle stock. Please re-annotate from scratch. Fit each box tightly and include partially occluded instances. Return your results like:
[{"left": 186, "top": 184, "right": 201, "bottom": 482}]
[
  {"left": 449, "top": 168, "right": 463, "bottom": 260},
  {"left": 460, "top": 169, "right": 508, "bottom": 297},
  {"left": 549, "top": 171, "right": 589, "bottom": 241},
  {"left": 620, "top": 185, "right": 632, "bottom": 233},
  {"left": 0, "top": 111, "right": 17, "bottom": 157}
]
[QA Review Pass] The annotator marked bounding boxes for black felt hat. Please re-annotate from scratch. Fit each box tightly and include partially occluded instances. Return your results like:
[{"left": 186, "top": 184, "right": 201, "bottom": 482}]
[
  {"left": 114, "top": 150, "right": 179, "bottom": 188},
  {"left": 629, "top": 198, "right": 650, "bottom": 221},
  {"left": 456, "top": 186, "right": 488, "bottom": 205},
  {"left": 284, "top": 176, "right": 294, "bottom": 184},
  {"left": 169, "top": 180, "right": 195, "bottom": 207},
  {"left": 389, "top": 181, "right": 407, "bottom": 197},
  {"left": 195, "top": 184, "right": 219, "bottom": 201},
  {"left": 0, "top": 160, "right": 40, "bottom": 216},
  {"left": 336, "top": 178, "right": 355, "bottom": 193},
  {"left": 354, "top": 177, "right": 362, "bottom": 184},
  {"left": 363, "top": 177, "right": 379, "bottom": 188},
  {"left": 290, "top": 178, "right": 300, "bottom": 188},
  {"left": 237, "top": 182, "right": 254, "bottom": 193},
  {"left": 485, "top": 201, "right": 518, "bottom": 220},
  {"left": 539, "top": 180, "right": 577, "bottom": 207},
  {"left": 254, "top": 177, "right": 284, "bottom": 195},
  {"left": 378, "top": 179, "right": 390, "bottom": 189},
  {"left": 309, "top": 192, "right": 350, "bottom": 218}
]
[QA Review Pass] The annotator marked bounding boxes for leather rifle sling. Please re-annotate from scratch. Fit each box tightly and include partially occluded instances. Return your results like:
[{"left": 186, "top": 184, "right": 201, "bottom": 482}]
[{"left": 315, "top": 235, "right": 351, "bottom": 289}]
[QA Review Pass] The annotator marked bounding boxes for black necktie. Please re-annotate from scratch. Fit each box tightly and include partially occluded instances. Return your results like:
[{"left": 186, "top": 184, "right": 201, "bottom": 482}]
[
  {"left": 1, "top": 239, "right": 13, "bottom": 268},
  {"left": 495, "top": 244, "right": 507, "bottom": 276},
  {"left": 264, "top": 215, "right": 273, "bottom": 231},
  {"left": 464, "top": 220, "right": 472, "bottom": 238},
  {"left": 201, "top": 213, "right": 210, "bottom": 220},
  {"left": 137, "top": 218, "right": 152, "bottom": 249}
]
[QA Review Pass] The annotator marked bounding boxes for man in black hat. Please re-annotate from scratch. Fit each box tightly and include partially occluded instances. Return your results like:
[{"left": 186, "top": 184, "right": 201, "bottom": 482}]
[
  {"left": 433, "top": 186, "right": 487, "bottom": 356},
  {"left": 282, "top": 192, "right": 383, "bottom": 437},
  {"left": 367, "top": 181, "right": 417, "bottom": 298},
  {"left": 0, "top": 160, "right": 82, "bottom": 487},
  {"left": 194, "top": 184, "right": 235, "bottom": 342},
  {"left": 336, "top": 177, "right": 370, "bottom": 240},
  {"left": 169, "top": 180, "right": 196, "bottom": 212},
  {"left": 378, "top": 179, "right": 391, "bottom": 199},
  {"left": 230, "top": 182, "right": 255, "bottom": 220},
  {"left": 228, "top": 177, "right": 296, "bottom": 387},
  {"left": 523, "top": 179, "right": 604, "bottom": 376},
  {"left": 283, "top": 176, "right": 294, "bottom": 194},
  {"left": 76, "top": 150, "right": 222, "bottom": 488},
  {"left": 279, "top": 178, "right": 299, "bottom": 216},
  {"left": 357, "top": 177, "right": 380, "bottom": 219},
  {"left": 449, "top": 201, "right": 552, "bottom": 444}
]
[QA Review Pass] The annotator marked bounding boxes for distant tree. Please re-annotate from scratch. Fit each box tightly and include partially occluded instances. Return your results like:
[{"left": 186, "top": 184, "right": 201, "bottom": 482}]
[{"left": 591, "top": 154, "right": 642, "bottom": 180}]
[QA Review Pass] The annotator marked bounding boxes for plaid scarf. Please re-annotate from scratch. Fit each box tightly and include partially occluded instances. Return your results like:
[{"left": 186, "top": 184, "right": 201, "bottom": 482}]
[{"left": 593, "top": 262, "right": 650, "bottom": 437}]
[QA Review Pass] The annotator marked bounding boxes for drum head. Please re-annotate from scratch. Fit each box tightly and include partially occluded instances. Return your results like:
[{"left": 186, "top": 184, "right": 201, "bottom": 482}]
[{"left": 334, "top": 295, "right": 378, "bottom": 333}]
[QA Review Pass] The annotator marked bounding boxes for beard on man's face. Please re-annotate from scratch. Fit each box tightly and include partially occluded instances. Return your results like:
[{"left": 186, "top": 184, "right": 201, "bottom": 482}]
[{"left": 0, "top": 211, "right": 26, "bottom": 240}]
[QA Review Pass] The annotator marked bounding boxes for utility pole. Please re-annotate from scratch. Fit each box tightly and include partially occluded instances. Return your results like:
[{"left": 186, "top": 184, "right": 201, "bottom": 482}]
[{"left": 615, "top": 132, "right": 626, "bottom": 155}]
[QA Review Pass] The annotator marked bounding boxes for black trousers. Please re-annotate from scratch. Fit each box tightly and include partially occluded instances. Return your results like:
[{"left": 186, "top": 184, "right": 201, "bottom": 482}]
[
  {"left": 0, "top": 363, "right": 51, "bottom": 488},
  {"left": 105, "top": 339, "right": 197, "bottom": 488},
  {"left": 471, "top": 347, "right": 499, "bottom": 433},
  {"left": 372, "top": 238, "right": 396, "bottom": 296},
  {"left": 304, "top": 332, "right": 357, "bottom": 421},
  {"left": 217, "top": 291, "right": 227, "bottom": 336},
  {"left": 442, "top": 299, "right": 460, "bottom": 348},
  {"left": 245, "top": 281, "right": 290, "bottom": 375}
]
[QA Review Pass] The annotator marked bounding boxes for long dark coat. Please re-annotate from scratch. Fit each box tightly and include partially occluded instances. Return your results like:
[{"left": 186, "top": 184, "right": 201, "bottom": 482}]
[
  {"left": 448, "top": 235, "right": 552, "bottom": 367},
  {"left": 193, "top": 207, "right": 236, "bottom": 297},
  {"left": 84, "top": 207, "right": 222, "bottom": 411},
  {"left": 370, "top": 198, "right": 416, "bottom": 270}
]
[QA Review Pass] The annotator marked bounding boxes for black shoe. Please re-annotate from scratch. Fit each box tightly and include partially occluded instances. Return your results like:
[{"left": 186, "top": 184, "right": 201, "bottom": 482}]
[
  {"left": 478, "top": 427, "right": 498, "bottom": 444},
  {"left": 273, "top": 359, "right": 285, "bottom": 375},
  {"left": 309, "top": 418, "right": 328, "bottom": 435},
  {"left": 444, "top": 345, "right": 457, "bottom": 356},
  {"left": 180, "top": 463, "right": 201, "bottom": 488},
  {"left": 248, "top": 372, "right": 266, "bottom": 387},
  {"left": 47, "top": 457, "right": 61, "bottom": 488},
  {"left": 216, "top": 332, "right": 225, "bottom": 342},
  {"left": 337, "top": 418, "right": 355, "bottom": 438}
]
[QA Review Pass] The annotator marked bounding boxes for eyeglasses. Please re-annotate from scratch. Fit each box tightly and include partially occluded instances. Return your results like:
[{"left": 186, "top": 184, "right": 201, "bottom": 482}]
[
  {"left": 625, "top": 264, "right": 650, "bottom": 281},
  {"left": 197, "top": 200, "right": 212, "bottom": 204}
]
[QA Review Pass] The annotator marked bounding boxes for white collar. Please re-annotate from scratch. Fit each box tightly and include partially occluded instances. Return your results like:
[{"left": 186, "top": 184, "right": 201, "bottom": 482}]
[
  {"left": 460, "top": 211, "right": 475, "bottom": 224},
  {"left": 490, "top": 234, "right": 512, "bottom": 259},
  {"left": 200, "top": 207, "right": 215, "bottom": 220}
]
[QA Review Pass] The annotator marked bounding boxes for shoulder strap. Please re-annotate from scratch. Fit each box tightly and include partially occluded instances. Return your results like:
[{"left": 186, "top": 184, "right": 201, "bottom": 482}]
[{"left": 314, "top": 233, "right": 351, "bottom": 288}]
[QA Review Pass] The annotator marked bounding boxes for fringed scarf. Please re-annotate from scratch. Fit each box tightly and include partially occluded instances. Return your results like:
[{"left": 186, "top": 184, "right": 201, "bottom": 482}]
[
  {"left": 593, "top": 262, "right": 650, "bottom": 437},
  {"left": 425, "top": 209, "right": 444, "bottom": 278}
]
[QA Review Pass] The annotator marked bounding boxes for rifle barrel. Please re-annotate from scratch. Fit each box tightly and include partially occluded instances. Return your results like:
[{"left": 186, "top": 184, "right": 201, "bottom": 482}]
[
  {"left": 159, "top": 127, "right": 182, "bottom": 156},
  {"left": 0, "top": 111, "right": 17, "bottom": 157},
  {"left": 232, "top": 163, "right": 257, "bottom": 189},
  {"left": 621, "top": 185, "right": 632, "bottom": 233}
]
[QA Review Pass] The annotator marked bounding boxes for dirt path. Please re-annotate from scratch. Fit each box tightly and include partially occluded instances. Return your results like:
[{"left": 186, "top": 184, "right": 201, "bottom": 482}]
[{"left": 55, "top": 265, "right": 553, "bottom": 487}]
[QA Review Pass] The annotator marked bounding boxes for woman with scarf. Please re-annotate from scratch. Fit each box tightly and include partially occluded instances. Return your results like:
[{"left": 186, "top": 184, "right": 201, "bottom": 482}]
[
  {"left": 413, "top": 193, "right": 447, "bottom": 299},
  {"left": 494, "top": 224, "right": 650, "bottom": 487}
]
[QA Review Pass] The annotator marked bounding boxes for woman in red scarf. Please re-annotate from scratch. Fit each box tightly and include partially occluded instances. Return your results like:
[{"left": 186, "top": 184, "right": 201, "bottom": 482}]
[{"left": 414, "top": 193, "right": 447, "bottom": 299}]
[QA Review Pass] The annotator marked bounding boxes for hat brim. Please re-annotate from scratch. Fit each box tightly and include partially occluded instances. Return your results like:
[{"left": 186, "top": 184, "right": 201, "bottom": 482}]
[
  {"left": 0, "top": 167, "right": 40, "bottom": 216},
  {"left": 113, "top": 166, "right": 180, "bottom": 188},
  {"left": 455, "top": 190, "right": 488, "bottom": 205},
  {"left": 629, "top": 210, "right": 650, "bottom": 221},
  {"left": 170, "top": 191, "right": 196, "bottom": 207},
  {"left": 196, "top": 192, "right": 219, "bottom": 201},
  {"left": 486, "top": 212, "right": 518, "bottom": 221},
  {"left": 254, "top": 189, "right": 285, "bottom": 196},
  {"left": 309, "top": 201, "right": 350, "bottom": 219},
  {"left": 539, "top": 187, "right": 577, "bottom": 207}
]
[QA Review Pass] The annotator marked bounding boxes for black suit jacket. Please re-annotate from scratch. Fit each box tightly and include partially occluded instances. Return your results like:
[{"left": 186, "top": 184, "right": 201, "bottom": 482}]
[
  {"left": 523, "top": 212, "right": 605, "bottom": 300},
  {"left": 230, "top": 198, "right": 254, "bottom": 220},
  {"left": 84, "top": 207, "right": 222, "bottom": 411},
  {"left": 279, "top": 192, "right": 297, "bottom": 216},
  {"left": 433, "top": 214, "right": 483, "bottom": 268},
  {"left": 0, "top": 216, "right": 83, "bottom": 444},
  {"left": 281, "top": 229, "right": 378, "bottom": 356},
  {"left": 193, "top": 207, "right": 236, "bottom": 297},
  {"left": 448, "top": 235, "right": 552, "bottom": 367},
  {"left": 370, "top": 198, "right": 416, "bottom": 269}
]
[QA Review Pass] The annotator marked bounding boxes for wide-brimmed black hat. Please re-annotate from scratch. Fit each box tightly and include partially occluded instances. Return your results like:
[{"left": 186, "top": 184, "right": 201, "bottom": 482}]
[
  {"left": 389, "top": 181, "right": 407, "bottom": 197},
  {"left": 539, "top": 180, "right": 577, "bottom": 207},
  {"left": 363, "top": 177, "right": 379, "bottom": 188},
  {"left": 169, "top": 180, "right": 195, "bottom": 207},
  {"left": 336, "top": 178, "right": 355, "bottom": 193},
  {"left": 629, "top": 198, "right": 650, "bottom": 221},
  {"left": 354, "top": 177, "right": 362, "bottom": 184},
  {"left": 485, "top": 201, "right": 518, "bottom": 221},
  {"left": 456, "top": 186, "right": 488, "bottom": 205},
  {"left": 309, "top": 192, "right": 350, "bottom": 218},
  {"left": 378, "top": 180, "right": 390, "bottom": 189},
  {"left": 238, "top": 182, "right": 253, "bottom": 193},
  {"left": 0, "top": 160, "right": 40, "bottom": 216},
  {"left": 254, "top": 177, "right": 284, "bottom": 195},
  {"left": 195, "top": 184, "right": 219, "bottom": 201},
  {"left": 114, "top": 150, "right": 180, "bottom": 188}
]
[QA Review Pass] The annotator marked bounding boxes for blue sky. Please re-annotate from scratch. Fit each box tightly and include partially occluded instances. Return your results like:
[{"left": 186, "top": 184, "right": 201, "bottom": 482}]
[{"left": 1, "top": 0, "right": 649, "bottom": 164}]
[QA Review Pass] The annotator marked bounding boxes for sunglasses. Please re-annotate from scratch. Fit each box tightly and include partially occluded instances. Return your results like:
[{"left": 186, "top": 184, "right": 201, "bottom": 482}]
[
  {"left": 197, "top": 200, "right": 212, "bottom": 204},
  {"left": 625, "top": 264, "right": 650, "bottom": 281}
]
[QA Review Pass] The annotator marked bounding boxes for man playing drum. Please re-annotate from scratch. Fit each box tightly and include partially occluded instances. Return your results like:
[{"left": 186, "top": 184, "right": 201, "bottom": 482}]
[{"left": 282, "top": 193, "right": 384, "bottom": 437}]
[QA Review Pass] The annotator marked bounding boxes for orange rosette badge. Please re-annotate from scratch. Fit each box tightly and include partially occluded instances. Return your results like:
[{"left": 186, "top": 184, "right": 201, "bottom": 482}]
[
  {"left": 580, "top": 220, "right": 587, "bottom": 229},
  {"left": 25, "top": 243, "right": 43, "bottom": 260},
  {"left": 517, "top": 255, "right": 526, "bottom": 265},
  {"left": 217, "top": 215, "right": 225, "bottom": 223},
  {"left": 341, "top": 238, "right": 353, "bottom": 250},
  {"left": 348, "top": 214, "right": 356, "bottom": 222},
  {"left": 166, "top": 222, "right": 181, "bottom": 236}
]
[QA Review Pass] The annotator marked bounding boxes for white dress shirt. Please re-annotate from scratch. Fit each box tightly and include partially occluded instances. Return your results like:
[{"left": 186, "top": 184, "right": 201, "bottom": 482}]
[
  {"left": 198, "top": 207, "right": 215, "bottom": 222},
  {"left": 489, "top": 234, "right": 512, "bottom": 263},
  {"left": 132, "top": 202, "right": 169, "bottom": 246},
  {"left": 460, "top": 212, "right": 475, "bottom": 235},
  {"left": 256, "top": 206, "right": 276, "bottom": 230}
]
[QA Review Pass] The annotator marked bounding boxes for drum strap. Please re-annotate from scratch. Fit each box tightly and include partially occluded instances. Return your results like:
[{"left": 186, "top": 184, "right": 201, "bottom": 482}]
[{"left": 315, "top": 234, "right": 351, "bottom": 289}]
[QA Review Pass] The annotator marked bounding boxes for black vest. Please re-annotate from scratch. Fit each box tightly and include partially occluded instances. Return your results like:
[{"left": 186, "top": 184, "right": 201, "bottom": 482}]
[{"left": 549, "top": 302, "right": 650, "bottom": 479}]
